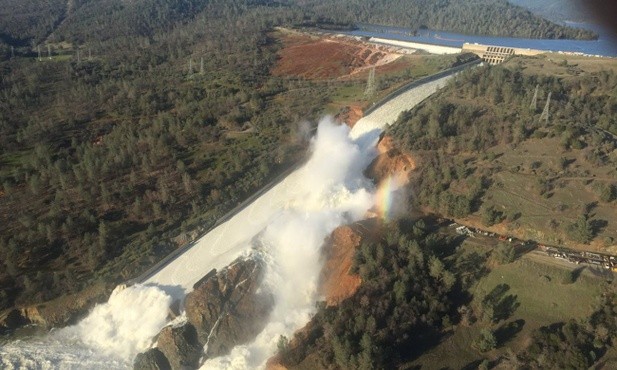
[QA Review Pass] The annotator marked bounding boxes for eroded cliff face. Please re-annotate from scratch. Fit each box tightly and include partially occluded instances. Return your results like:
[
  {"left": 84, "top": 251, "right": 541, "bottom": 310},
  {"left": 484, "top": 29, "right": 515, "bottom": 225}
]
[
  {"left": 319, "top": 225, "right": 363, "bottom": 307},
  {"left": 134, "top": 257, "right": 274, "bottom": 370},
  {"left": 365, "top": 134, "right": 416, "bottom": 185}
]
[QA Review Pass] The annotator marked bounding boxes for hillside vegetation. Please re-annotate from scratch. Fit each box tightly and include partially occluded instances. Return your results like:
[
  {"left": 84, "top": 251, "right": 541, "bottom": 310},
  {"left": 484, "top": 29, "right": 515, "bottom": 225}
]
[
  {"left": 390, "top": 56, "right": 617, "bottom": 250},
  {"left": 0, "top": 0, "right": 603, "bottom": 326},
  {"left": 279, "top": 218, "right": 617, "bottom": 369}
]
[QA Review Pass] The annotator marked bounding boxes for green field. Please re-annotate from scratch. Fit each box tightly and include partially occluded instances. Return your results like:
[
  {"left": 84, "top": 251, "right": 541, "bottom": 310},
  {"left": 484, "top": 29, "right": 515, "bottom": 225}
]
[{"left": 408, "top": 237, "right": 612, "bottom": 369}]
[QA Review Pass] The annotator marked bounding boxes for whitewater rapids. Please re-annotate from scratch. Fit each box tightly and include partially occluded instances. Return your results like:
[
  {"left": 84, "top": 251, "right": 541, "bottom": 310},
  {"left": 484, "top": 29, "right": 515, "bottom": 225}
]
[{"left": 0, "top": 73, "right": 455, "bottom": 369}]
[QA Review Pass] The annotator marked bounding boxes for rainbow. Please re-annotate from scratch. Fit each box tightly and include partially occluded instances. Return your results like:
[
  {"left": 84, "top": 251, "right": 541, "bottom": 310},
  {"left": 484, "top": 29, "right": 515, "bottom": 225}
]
[{"left": 375, "top": 176, "right": 398, "bottom": 221}]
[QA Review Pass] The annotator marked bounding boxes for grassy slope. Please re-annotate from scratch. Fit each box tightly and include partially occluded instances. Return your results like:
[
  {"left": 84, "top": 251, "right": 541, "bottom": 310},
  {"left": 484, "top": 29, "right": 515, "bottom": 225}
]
[{"left": 408, "top": 233, "right": 610, "bottom": 369}]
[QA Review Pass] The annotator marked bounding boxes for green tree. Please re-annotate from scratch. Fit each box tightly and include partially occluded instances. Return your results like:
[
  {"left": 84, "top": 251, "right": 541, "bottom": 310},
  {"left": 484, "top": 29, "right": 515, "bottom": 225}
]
[
  {"left": 495, "top": 242, "right": 516, "bottom": 264},
  {"left": 474, "top": 329, "right": 497, "bottom": 352},
  {"left": 567, "top": 214, "right": 594, "bottom": 244}
]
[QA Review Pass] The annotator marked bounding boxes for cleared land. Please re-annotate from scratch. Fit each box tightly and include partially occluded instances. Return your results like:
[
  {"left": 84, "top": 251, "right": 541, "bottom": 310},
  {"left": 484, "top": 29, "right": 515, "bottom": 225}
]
[{"left": 270, "top": 29, "right": 462, "bottom": 120}]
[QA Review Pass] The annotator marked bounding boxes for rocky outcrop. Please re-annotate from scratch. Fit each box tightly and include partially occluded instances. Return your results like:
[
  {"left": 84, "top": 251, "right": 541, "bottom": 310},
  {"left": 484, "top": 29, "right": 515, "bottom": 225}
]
[
  {"left": 185, "top": 257, "right": 274, "bottom": 358},
  {"left": 157, "top": 323, "right": 202, "bottom": 370},
  {"left": 134, "top": 256, "right": 273, "bottom": 369},
  {"left": 0, "top": 282, "right": 112, "bottom": 334},
  {"left": 134, "top": 348, "right": 171, "bottom": 370},
  {"left": 0, "top": 308, "right": 28, "bottom": 334}
]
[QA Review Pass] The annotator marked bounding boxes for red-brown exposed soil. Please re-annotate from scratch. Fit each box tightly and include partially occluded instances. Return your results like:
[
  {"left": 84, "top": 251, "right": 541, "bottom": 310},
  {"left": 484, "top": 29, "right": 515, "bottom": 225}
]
[
  {"left": 366, "top": 135, "right": 416, "bottom": 185},
  {"left": 319, "top": 225, "right": 363, "bottom": 307},
  {"left": 272, "top": 32, "right": 403, "bottom": 80},
  {"left": 334, "top": 103, "right": 363, "bottom": 127}
]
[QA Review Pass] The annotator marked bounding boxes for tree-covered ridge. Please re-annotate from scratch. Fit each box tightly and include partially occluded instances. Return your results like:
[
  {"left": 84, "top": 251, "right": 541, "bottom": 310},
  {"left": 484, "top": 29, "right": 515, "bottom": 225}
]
[
  {"left": 279, "top": 221, "right": 457, "bottom": 368},
  {"left": 0, "top": 0, "right": 597, "bottom": 48},
  {"left": 300, "top": 0, "right": 597, "bottom": 39},
  {"left": 0, "top": 0, "right": 67, "bottom": 45},
  {"left": 278, "top": 216, "right": 617, "bottom": 368}
]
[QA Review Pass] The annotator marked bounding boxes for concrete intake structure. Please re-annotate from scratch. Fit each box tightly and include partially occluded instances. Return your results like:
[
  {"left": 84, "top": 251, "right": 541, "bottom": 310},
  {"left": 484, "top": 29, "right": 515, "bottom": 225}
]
[{"left": 462, "top": 43, "right": 545, "bottom": 64}]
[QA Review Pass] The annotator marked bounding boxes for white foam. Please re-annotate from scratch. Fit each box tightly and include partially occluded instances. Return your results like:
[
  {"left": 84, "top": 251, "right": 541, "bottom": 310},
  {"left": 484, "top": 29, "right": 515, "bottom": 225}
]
[{"left": 0, "top": 284, "right": 171, "bottom": 369}]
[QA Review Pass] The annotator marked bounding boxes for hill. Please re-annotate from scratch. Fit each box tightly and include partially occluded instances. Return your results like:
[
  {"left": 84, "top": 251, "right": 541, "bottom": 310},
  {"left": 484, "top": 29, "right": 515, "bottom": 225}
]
[
  {"left": 0, "top": 0, "right": 597, "bottom": 51},
  {"left": 390, "top": 55, "right": 617, "bottom": 252}
]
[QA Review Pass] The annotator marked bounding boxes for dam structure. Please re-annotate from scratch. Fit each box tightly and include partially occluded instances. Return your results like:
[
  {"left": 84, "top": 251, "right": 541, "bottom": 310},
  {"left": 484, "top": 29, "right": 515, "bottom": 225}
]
[{"left": 462, "top": 43, "right": 545, "bottom": 64}]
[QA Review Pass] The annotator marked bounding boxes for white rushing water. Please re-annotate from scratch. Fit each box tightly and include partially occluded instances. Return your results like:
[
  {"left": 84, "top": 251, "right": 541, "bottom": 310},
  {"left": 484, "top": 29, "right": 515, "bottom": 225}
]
[{"left": 0, "top": 73, "right": 455, "bottom": 370}]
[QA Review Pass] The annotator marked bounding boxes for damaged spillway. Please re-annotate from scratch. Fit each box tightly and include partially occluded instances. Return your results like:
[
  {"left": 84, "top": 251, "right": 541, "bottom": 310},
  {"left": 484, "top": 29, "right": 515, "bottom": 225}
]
[{"left": 0, "top": 71, "right": 459, "bottom": 370}]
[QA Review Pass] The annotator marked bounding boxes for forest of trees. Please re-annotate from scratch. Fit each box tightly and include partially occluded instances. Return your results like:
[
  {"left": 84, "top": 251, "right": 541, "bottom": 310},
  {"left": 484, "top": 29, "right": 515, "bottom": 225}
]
[
  {"left": 0, "top": 0, "right": 333, "bottom": 310},
  {"left": 0, "top": 0, "right": 597, "bottom": 50},
  {"left": 389, "top": 61, "right": 617, "bottom": 244}
]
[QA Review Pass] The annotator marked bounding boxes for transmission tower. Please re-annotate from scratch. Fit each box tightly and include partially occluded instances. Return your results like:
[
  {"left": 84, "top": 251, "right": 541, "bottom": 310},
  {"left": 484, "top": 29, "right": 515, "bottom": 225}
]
[
  {"left": 47, "top": 45, "right": 51, "bottom": 59},
  {"left": 530, "top": 84, "right": 539, "bottom": 110},
  {"left": 88, "top": 48, "right": 92, "bottom": 60},
  {"left": 364, "top": 66, "right": 376, "bottom": 99},
  {"left": 188, "top": 58, "right": 193, "bottom": 75},
  {"left": 540, "top": 91, "right": 551, "bottom": 122}
]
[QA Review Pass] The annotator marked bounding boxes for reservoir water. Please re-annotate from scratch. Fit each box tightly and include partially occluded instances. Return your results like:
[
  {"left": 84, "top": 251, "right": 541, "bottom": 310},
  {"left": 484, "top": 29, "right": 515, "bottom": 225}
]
[{"left": 342, "top": 22, "right": 617, "bottom": 57}]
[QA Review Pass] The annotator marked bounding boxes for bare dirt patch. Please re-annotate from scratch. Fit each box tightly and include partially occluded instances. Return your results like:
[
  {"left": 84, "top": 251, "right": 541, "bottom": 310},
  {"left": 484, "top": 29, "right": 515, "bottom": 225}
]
[
  {"left": 272, "top": 32, "right": 405, "bottom": 80},
  {"left": 319, "top": 225, "right": 363, "bottom": 306},
  {"left": 334, "top": 103, "right": 363, "bottom": 127}
]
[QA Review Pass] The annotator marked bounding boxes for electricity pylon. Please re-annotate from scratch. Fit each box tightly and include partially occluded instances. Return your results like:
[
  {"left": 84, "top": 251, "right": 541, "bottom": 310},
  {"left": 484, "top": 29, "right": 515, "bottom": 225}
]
[
  {"left": 364, "top": 66, "right": 376, "bottom": 99},
  {"left": 540, "top": 91, "right": 551, "bottom": 122},
  {"left": 530, "top": 84, "right": 539, "bottom": 110}
]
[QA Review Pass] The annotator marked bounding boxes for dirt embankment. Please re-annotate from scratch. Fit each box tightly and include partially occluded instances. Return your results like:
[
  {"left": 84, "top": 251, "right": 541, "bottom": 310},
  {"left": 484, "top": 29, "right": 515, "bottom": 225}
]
[
  {"left": 272, "top": 32, "right": 403, "bottom": 81},
  {"left": 334, "top": 104, "right": 364, "bottom": 127},
  {"left": 365, "top": 134, "right": 416, "bottom": 184},
  {"left": 319, "top": 221, "right": 373, "bottom": 307}
]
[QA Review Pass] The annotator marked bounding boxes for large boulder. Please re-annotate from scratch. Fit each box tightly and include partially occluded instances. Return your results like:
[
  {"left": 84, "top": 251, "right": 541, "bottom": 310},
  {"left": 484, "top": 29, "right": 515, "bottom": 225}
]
[
  {"left": 184, "top": 257, "right": 274, "bottom": 358},
  {"left": 157, "top": 323, "right": 202, "bottom": 370},
  {"left": 134, "top": 348, "right": 171, "bottom": 370}
]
